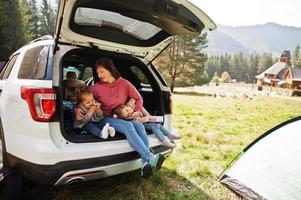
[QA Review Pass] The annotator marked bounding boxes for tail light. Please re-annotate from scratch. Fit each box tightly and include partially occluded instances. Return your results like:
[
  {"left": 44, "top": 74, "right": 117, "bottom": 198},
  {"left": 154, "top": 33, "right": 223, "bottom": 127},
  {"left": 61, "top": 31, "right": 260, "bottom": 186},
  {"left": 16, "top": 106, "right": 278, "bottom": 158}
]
[
  {"left": 21, "top": 87, "right": 56, "bottom": 122},
  {"left": 169, "top": 94, "right": 173, "bottom": 114}
]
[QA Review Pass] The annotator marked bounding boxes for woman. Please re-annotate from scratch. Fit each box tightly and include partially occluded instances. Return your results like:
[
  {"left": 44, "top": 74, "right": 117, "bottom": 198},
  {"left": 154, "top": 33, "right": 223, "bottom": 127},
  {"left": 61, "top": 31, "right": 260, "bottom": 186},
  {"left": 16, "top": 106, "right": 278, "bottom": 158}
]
[{"left": 90, "top": 57, "right": 165, "bottom": 178}]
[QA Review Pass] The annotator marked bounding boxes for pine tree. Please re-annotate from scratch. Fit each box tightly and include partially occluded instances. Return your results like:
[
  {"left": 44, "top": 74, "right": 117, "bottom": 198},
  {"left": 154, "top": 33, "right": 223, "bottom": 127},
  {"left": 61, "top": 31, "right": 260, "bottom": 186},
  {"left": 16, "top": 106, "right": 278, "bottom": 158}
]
[
  {"left": 205, "top": 55, "right": 218, "bottom": 80},
  {"left": 0, "top": 0, "right": 24, "bottom": 60},
  {"left": 210, "top": 71, "right": 220, "bottom": 85},
  {"left": 292, "top": 44, "right": 301, "bottom": 68},
  {"left": 19, "top": 0, "right": 34, "bottom": 42},
  {"left": 155, "top": 33, "right": 208, "bottom": 92},
  {"left": 40, "top": 0, "right": 56, "bottom": 36},
  {"left": 229, "top": 53, "right": 240, "bottom": 81},
  {"left": 221, "top": 71, "right": 231, "bottom": 83},
  {"left": 28, "top": 0, "right": 41, "bottom": 38},
  {"left": 257, "top": 53, "right": 273, "bottom": 73},
  {"left": 247, "top": 53, "right": 260, "bottom": 83}
]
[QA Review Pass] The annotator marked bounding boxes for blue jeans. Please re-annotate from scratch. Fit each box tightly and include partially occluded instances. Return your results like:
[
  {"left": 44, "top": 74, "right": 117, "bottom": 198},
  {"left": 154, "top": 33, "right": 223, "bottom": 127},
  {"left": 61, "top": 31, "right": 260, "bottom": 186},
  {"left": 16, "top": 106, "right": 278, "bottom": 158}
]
[
  {"left": 102, "top": 117, "right": 151, "bottom": 163},
  {"left": 144, "top": 123, "right": 170, "bottom": 141},
  {"left": 83, "top": 122, "right": 106, "bottom": 138}
]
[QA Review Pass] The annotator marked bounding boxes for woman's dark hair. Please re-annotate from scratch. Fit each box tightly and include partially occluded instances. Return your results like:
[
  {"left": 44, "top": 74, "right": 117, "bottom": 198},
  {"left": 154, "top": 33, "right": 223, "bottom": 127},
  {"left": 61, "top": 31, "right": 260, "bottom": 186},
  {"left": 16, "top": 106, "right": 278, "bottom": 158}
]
[{"left": 93, "top": 57, "right": 121, "bottom": 83}]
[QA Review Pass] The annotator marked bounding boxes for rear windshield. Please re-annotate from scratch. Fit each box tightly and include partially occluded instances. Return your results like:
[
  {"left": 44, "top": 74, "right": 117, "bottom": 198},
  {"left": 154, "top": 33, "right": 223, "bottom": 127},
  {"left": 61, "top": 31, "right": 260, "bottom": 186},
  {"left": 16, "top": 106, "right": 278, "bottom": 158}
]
[{"left": 74, "top": 8, "right": 161, "bottom": 40}]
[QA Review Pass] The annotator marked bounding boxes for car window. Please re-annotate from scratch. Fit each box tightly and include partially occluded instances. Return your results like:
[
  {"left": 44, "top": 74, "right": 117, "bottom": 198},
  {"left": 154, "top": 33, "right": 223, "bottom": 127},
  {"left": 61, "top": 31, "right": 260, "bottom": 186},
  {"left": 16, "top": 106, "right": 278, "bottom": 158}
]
[
  {"left": 130, "top": 66, "right": 150, "bottom": 85},
  {"left": 0, "top": 54, "right": 19, "bottom": 80},
  {"left": 74, "top": 8, "right": 161, "bottom": 40},
  {"left": 18, "top": 45, "right": 49, "bottom": 79},
  {"left": 149, "top": 63, "right": 168, "bottom": 87},
  {"left": 0, "top": 61, "right": 6, "bottom": 72},
  {"left": 63, "top": 67, "right": 80, "bottom": 80},
  {"left": 82, "top": 67, "right": 93, "bottom": 81}
]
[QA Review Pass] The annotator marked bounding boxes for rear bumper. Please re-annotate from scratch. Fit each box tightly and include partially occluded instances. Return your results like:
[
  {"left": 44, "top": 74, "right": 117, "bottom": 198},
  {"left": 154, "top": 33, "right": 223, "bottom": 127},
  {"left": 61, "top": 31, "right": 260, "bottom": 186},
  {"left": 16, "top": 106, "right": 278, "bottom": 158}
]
[{"left": 7, "top": 145, "right": 171, "bottom": 185}]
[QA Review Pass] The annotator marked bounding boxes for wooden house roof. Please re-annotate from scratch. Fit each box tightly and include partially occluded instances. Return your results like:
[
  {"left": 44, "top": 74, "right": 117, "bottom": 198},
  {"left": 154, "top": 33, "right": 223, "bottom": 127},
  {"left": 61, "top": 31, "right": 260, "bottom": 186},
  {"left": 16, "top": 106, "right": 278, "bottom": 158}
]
[
  {"left": 291, "top": 67, "right": 301, "bottom": 81},
  {"left": 256, "top": 62, "right": 289, "bottom": 79},
  {"left": 264, "top": 62, "right": 289, "bottom": 75}
]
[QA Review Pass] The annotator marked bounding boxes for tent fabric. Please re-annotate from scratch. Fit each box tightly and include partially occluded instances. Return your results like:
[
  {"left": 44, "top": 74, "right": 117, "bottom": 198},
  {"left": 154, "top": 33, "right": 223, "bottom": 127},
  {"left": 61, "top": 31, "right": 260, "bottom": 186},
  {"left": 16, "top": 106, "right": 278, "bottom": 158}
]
[
  {"left": 220, "top": 175, "right": 266, "bottom": 200},
  {"left": 220, "top": 116, "right": 301, "bottom": 200}
]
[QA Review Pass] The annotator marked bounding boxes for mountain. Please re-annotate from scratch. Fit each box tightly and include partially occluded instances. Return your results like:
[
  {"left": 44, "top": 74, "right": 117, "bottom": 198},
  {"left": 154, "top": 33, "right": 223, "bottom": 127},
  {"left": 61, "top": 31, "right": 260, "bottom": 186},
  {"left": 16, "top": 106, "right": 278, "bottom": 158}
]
[{"left": 206, "top": 22, "right": 301, "bottom": 56}]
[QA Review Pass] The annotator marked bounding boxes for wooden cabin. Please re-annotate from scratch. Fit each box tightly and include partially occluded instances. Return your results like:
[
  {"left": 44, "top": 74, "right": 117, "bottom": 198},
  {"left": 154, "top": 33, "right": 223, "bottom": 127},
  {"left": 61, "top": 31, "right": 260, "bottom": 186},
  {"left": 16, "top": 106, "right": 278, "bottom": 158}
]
[
  {"left": 256, "top": 50, "right": 301, "bottom": 91},
  {"left": 284, "top": 66, "right": 301, "bottom": 89}
]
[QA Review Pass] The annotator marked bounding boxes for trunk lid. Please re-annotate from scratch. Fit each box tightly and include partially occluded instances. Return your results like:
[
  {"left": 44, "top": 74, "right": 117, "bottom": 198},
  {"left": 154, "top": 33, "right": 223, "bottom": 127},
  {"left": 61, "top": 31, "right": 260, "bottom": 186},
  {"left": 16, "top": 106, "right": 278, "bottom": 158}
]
[{"left": 54, "top": 0, "right": 216, "bottom": 61}]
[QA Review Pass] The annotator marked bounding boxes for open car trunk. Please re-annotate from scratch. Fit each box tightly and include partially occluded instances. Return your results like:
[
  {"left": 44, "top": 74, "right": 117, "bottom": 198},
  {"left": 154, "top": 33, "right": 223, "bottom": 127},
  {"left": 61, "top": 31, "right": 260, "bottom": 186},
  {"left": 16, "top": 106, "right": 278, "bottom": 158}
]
[
  {"left": 59, "top": 48, "right": 171, "bottom": 143},
  {"left": 54, "top": 0, "right": 216, "bottom": 61},
  {"left": 54, "top": 0, "right": 216, "bottom": 143}
]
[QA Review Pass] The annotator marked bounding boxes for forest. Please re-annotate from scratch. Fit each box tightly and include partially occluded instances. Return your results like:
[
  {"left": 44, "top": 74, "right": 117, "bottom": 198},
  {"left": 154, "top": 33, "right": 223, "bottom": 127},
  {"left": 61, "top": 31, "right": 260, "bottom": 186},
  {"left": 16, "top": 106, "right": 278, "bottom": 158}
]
[{"left": 0, "top": 0, "right": 57, "bottom": 60}]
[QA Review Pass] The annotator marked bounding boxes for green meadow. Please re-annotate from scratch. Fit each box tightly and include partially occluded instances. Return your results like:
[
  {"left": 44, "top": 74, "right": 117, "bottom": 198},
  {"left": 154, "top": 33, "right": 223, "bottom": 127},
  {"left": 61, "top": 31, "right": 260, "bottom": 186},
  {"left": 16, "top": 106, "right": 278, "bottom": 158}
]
[{"left": 23, "top": 94, "right": 301, "bottom": 200}]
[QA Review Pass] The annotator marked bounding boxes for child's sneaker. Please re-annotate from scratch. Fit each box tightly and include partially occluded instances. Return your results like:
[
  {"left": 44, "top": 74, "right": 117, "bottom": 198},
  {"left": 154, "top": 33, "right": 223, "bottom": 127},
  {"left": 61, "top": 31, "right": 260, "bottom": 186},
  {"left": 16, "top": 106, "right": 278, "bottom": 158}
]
[
  {"left": 160, "top": 139, "right": 175, "bottom": 148},
  {"left": 141, "top": 162, "right": 153, "bottom": 178},
  {"left": 168, "top": 132, "right": 181, "bottom": 141},
  {"left": 149, "top": 154, "right": 165, "bottom": 172},
  {"left": 108, "top": 127, "right": 115, "bottom": 137},
  {"left": 100, "top": 123, "right": 109, "bottom": 139}
]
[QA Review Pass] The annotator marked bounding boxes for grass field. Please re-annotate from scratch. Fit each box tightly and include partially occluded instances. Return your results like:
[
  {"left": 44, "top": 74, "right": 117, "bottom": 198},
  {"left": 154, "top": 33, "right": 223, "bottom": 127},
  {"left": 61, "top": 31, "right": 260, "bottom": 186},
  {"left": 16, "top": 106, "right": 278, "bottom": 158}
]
[{"left": 22, "top": 94, "right": 301, "bottom": 200}]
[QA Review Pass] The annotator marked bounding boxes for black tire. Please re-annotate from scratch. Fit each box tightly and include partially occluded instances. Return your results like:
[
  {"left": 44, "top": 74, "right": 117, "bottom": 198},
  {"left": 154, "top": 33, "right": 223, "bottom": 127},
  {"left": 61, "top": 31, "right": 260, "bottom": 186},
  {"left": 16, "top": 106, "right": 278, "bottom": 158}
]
[
  {"left": 0, "top": 120, "right": 22, "bottom": 200},
  {"left": 0, "top": 170, "right": 22, "bottom": 200},
  {"left": 0, "top": 119, "right": 6, "bottom": 167}
]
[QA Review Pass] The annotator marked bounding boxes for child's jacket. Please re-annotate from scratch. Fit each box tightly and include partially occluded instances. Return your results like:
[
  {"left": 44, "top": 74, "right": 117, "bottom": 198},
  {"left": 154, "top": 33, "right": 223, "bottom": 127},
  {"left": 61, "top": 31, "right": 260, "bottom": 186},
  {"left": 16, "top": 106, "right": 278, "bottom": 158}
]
[{"left": 73, "top": 103, "right": 104, "bottom": 129}]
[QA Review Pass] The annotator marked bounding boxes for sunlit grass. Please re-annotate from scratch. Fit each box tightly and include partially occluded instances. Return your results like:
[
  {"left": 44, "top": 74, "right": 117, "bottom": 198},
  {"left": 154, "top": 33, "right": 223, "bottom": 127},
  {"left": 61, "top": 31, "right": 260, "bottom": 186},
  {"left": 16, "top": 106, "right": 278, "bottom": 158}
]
[
  {"left": 22, "top": 94, "right": 301, "bottom": 200},
  {"left": 169, "top": 94, "right": 301, "bottom": 199}
]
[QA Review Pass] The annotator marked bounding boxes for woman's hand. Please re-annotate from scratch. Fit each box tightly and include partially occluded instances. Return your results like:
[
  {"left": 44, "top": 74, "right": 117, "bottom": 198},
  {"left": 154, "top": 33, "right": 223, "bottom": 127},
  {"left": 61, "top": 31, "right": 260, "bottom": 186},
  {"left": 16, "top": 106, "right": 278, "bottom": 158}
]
[
  {"left": 148, "top": 116, "right": 156, "bottom": 122},
  {"left": 126, "top": 111, "right": 141, "bottom": 120},
  {"left": 137, "top": 116, "right": 151, "bottom": 123}
]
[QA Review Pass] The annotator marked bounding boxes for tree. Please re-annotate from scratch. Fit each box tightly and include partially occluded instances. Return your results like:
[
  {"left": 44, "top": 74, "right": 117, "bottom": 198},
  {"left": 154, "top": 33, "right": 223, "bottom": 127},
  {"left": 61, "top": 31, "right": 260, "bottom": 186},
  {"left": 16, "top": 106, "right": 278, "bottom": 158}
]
[
  {"left": 247, "top": 53, "right": 260, "bottom": 83},
  {"left": 40, "top": 0, "right": 56, "bottom": 36},
  {"left": 257, "top": 53, "right": 273, "bottom": 73},
  {"left": 205, "top": 55, "right": 219, "bottom": 80},
  {"left": 221, "top": 71, "right": 231, "bottom": 83},
  {"left": 155, "top": 33, "right": 208, "bottom": 92},
  {"left": 229, "top": 53, "right": 240, "bottom": 81},
  {"left": 0, "top": 0, "right": 24, "bottom": 60},
  {"left": 19, "top": 0, "right": 34, "bottom": 42},
  {"left": 28, "top": 0, "right": 41, "bottom": 38},
  {"left": 292, "top": 44, "right": 301, "bottom": 68},
  {"left": 210, "top": 71, "right": 220, "bottom": 85}
]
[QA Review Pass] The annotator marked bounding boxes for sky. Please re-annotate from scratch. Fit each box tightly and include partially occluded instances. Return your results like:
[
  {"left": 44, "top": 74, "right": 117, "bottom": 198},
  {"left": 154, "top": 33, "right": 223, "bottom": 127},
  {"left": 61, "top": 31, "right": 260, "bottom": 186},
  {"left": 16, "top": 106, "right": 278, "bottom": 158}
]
[{"left": 189, "top": 0, "right": 301, "bottom": 27}]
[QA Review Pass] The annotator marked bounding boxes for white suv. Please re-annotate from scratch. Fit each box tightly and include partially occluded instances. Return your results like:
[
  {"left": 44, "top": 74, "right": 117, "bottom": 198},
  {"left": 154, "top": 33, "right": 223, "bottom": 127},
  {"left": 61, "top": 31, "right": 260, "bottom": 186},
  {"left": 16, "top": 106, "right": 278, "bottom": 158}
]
[{"left": 0, "top": 0, "right": 215, "bottom": 185}]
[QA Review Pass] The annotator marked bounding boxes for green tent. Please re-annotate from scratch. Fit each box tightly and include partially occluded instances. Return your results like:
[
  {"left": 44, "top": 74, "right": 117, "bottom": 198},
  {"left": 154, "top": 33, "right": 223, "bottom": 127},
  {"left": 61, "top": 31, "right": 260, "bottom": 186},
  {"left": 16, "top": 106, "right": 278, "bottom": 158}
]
[{"left": 220, "top": 116, "right": 301, "bottom": 200}]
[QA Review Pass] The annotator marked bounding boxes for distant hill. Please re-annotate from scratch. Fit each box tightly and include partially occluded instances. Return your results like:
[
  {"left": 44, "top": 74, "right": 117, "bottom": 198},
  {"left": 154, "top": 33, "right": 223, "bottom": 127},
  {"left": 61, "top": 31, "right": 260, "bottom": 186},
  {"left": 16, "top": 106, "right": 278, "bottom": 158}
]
[{"left": 206, "top": 22, "right": 301, "bottom": 57}]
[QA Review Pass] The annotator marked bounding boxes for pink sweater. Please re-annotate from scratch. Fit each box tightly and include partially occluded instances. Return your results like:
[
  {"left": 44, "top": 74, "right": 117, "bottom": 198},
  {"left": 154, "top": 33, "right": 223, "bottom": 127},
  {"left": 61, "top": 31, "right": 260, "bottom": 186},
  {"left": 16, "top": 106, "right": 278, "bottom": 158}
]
[{"left": 91, "top": 77, "right": 143, "bottom": 116}]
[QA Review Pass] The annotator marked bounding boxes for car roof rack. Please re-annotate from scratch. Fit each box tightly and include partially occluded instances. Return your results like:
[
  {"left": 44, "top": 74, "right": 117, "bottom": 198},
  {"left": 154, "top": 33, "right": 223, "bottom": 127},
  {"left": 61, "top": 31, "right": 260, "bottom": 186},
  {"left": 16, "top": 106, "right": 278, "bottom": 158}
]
[{"left": 26, "top": 35, "right": 53, "bottom": 45}]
